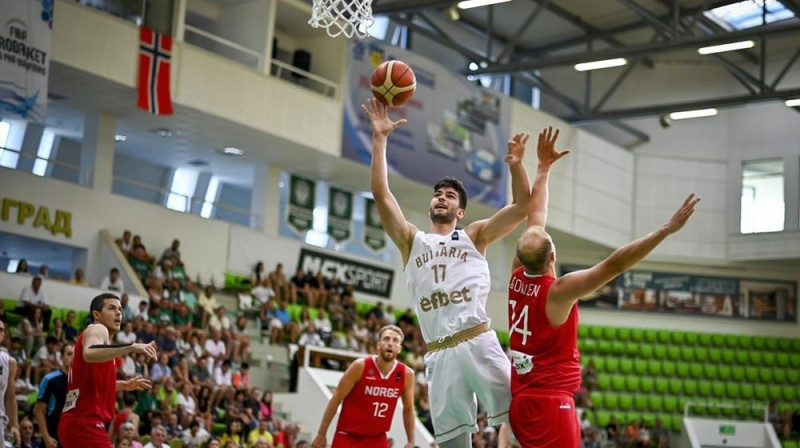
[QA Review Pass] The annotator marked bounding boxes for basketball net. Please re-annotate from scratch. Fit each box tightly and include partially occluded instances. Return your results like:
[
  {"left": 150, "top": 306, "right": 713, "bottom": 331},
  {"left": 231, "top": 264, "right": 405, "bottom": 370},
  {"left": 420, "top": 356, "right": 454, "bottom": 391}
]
[{"left": 309, "top": 0, "right": 374, "bottom": 39}]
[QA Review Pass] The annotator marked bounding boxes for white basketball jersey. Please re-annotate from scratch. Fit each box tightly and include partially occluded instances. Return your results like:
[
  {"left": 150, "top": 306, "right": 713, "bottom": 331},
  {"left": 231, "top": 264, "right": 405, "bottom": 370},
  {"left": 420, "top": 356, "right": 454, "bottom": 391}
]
[
  {"left": 405, "top": 230, "right": 490, "bottom": 342},
  {"left": 0, "top": 351, "right": 8, "bottom": 418}
]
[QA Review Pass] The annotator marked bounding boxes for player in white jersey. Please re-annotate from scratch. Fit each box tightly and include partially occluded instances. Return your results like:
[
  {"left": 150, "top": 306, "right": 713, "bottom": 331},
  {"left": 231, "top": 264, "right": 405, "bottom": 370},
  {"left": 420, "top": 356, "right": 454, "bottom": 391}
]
[
  {"left": 0, "top": 321, "right": 20, "bottom": 446},
  {"left": 364, "top": 98, "right": 532, "bottom": 447}
]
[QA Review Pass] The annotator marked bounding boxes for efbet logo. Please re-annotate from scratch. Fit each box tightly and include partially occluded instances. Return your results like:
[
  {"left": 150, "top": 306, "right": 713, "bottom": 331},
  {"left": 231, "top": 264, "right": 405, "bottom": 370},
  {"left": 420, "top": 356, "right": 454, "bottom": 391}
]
[{"left": 419, "top": 288, "right": 472, "bottom": 312}]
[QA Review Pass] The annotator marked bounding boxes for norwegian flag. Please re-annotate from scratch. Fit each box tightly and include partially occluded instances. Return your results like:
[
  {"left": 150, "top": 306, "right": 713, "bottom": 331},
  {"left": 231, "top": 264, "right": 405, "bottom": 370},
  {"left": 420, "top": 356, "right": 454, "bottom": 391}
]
[{"left": 137, "top": 26, "right": 174, "bottom": 115}]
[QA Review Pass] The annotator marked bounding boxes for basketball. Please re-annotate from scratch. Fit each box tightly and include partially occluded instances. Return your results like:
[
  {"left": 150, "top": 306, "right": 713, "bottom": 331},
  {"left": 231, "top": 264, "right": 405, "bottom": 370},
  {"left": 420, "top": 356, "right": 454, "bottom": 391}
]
[{"left": 371, "top": 60, "right": 416, "bottom": 107}]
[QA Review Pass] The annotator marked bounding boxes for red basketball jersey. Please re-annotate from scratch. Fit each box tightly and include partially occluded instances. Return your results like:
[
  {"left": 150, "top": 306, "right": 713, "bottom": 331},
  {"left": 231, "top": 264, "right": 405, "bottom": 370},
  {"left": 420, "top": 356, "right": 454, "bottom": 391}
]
[
  {"left": 337, "top": 357, "right": 406, "bottom": 437},
  {"left": 61, "top": 330, "right": 118, "bottom": 422},
  {"left": 507, "top": 268, "right": 581, "bottom": 395}
]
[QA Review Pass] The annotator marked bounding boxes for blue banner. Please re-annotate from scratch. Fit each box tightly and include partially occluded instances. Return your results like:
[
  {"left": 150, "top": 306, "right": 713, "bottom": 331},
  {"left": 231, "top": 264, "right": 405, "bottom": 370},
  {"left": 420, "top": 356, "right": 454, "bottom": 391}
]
[{"left": 342, "top": 41, "right": 511, "bottom": 209}]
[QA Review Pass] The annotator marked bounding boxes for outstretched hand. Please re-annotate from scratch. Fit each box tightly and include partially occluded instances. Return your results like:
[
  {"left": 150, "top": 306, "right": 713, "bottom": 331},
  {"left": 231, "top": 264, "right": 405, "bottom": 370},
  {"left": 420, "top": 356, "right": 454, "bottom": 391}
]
[
  {"left": 663, "top": 193, "right": 701, "bottom": 234},
  {"left": 121, "top": 375, "right": 153, "bottom": 391},
  {"left": 362, "top": 98, "right": 408, "bottom": 138},
  {"left": 537, "top": 126, "right": 570, "bottom": 166},
  {"left": 505, "top": 132, "right": 529, "bottom": 165}
]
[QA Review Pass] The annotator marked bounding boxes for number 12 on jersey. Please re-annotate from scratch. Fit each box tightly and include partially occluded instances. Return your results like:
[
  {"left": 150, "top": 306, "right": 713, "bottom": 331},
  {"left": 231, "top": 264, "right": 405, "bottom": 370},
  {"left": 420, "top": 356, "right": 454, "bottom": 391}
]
[
  {"left": 372, "top": 402, "right": 389, "bottom": 418},
  {"left": 509, "top": 300, "right": 532, "bottom": 345}
]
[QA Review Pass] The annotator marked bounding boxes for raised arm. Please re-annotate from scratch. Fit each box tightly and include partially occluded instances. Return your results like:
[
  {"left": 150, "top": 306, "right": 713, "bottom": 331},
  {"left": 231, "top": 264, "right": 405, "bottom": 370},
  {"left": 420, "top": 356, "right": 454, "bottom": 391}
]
[
  {"left": 512, "top": 126, "right": 570, "bottom": 270},
  {"left": 363, "top": 99, "right": 417, "bottom": 264},
  {"left": 83, "top": 324, "right": 157, "bottom": 363},
  {"left": 312, "top": 359, "right": 365, "bottom": 448},
  {"left": 466, "top": 133, "right": 532, "bottom": 254},
  {"left": 547, "top": 194, "right": 701, "bottom": 324},
  {"left": 6, "top": 358, "right": 19, "bottom": 446},
  {"left": 401, "top": 366, "right": 416, "bottom": 448}
]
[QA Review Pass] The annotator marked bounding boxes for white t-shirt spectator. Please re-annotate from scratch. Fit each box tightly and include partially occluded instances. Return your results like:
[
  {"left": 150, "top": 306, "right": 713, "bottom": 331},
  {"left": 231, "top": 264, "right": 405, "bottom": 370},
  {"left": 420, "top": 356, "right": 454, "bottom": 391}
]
[
  {"left": 32, "top": 346, "right": 61, "bottom": 368},
  {"left": 208, "top": 315, "right": 231, "bottom": 332},
  {"left": 213, "top": 367, "right": 233, "bottom": 386},
  {"left": 181, "top": 427, "right": 210, "bottom": 447},
  {"left": 178, "top": 392, "right": 196, "bottom": 415},
  {"left": 19, "top": 285, "right": 47, "bottom": 306},
  {"left": 117, "top": 330, "right": 137, "bottom": 344},
  {"left": 101, "top": 276, "right": 125, "bottom": 293},
  {"left": 203, "top": 339, "right": 226, "bottom": 373},
  {"left": 251, "top": 285, "right": 275, "bottom": 305},
  {"left": 298, "top": 331, "right": 324, "bottom": 347},
  {"left": 120, "top": 355, "right": 136, "bottom": 378}
]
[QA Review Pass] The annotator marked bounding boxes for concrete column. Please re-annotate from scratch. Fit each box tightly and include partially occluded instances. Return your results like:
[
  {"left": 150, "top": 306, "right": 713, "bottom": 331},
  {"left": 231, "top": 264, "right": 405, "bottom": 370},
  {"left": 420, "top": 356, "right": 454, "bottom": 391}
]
[
  {"left": 250, "top": 163, "right": 270, "bottom": 231},
  {"left": 82, "top": 112, "right": 116, "bottom": 191},
  {"left": 192, "top": 172, "right": 213, "bottom": 215},
  {"left": 16, "top": 122, "right": 44, "bottom": 172},
  {"left": 784, "top": 154, "right": 799, "bottom": 231}
]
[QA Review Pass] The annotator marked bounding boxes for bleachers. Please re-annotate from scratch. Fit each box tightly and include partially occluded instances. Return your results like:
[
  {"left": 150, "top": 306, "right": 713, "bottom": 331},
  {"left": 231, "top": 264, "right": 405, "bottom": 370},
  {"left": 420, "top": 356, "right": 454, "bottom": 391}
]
[{"left": 579, "top": 325, "right": 800, "bottom": 435}]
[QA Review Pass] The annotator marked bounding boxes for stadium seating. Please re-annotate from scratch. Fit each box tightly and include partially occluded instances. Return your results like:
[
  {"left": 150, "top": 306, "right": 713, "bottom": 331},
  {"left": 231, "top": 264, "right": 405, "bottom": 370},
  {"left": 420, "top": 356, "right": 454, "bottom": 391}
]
[{"left": 578, "top": 324, "right": 800, "bottom": 437}]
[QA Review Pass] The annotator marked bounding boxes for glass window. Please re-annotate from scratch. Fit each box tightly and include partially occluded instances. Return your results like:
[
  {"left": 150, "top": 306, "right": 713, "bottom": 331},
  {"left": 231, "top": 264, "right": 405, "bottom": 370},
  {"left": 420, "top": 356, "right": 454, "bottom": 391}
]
[
  {"left": 704, "top": 0, "right": 794, "bottom": 31},
  {"left": 741, "top": 159, "right": 784, "bottom": 233},
  {"left": 166, "top": 167, "right": 199, "bottom": 212},
  {"left": 0, "top": 121, "right": 17, "bottom": 169}
]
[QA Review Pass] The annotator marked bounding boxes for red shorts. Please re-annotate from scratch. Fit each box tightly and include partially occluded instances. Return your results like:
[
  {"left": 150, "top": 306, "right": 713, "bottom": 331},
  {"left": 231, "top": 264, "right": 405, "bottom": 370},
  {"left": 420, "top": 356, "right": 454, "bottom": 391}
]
[
  {"left": 58, "top": 417, "right": 113, "bottom": 448},
  {"left": 509, "top": 391, "right": 580, "bottom": 448},
  {"left": 331, "top": 430, "right": 389, "bottom": 448}
]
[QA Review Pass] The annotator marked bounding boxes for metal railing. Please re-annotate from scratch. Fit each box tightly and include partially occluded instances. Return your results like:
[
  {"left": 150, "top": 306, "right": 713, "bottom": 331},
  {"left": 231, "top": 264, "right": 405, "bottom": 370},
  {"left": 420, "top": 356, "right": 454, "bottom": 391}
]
[
  {"left": 0, "top": 147, "right": 91, "bottom": 186},
  {"left": 184, "top": 24, "right": 264, "bottom": 71},
  {"left": 270, "top": 59, "right": 338, "bottom": 98}
]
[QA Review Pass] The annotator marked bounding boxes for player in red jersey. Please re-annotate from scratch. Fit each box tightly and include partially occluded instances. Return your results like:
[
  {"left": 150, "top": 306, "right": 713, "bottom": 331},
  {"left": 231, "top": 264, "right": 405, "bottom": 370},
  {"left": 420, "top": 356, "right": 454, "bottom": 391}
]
[
  {"left": 507, "top": 127, "right": 700, "bottom": 447},
  {"left": 312, "top": 325, "right": 415, "bottom": 448},
  {"left": 59, "top": 293, "right": 158, "bottom": 448}
]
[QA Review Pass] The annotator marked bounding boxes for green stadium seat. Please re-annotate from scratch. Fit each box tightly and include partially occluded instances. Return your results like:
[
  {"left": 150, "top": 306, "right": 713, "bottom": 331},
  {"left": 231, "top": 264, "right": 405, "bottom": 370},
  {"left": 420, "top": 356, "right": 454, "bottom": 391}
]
[
  {"left": 724, "top": 334, "right": 738, "bottom": 348},
  {"left": 676, "top": 362, "right": 691, "bottom": 378},
  {"left": 745, "top": 366, "right": 759, "bottom": 382},
  {"left": 773, "top": 368, "right": 787, "bottom": 383},
  {"left": 594, "top": 410, "right": 611, "bottom": 428},
  {"left": 603, "top": 326, "right": 618, "bottom": 340},
  {"left": 617, "top": 327, "right": 631, "bottom": 341},
  {"left": 634, "top": 394, "right": 649, "bottom": 411},
  {"left": 611, "top": 341, "right": 626, "bottom": 355},
  {"left": 694, "top": 346, "right": 709, "bottom": 361},
  {"left": 647, "top": 359, "right": 662, "bottom": 376},
  {"left": 606, "top": 357, "right": 620, "bottom": 373},
  {"left": 680, "top": 346, "right": 695, "bottom": 362},
  {"left": 663, "top": 395, "right": 678, "bottom": 413},
  {"left": 763, "top": 351, "right": 776, "bottom": 365},
  {"left": 577, "top": 325, "right": 589, "bottom": 338},
  {"left": 754, "top": 384, "right": 769, "bottom": 400},
  {"left": 669, "top": 414, "right": 683, "bottom": 432},
  {"left": 641, "top": 412, "right": 657, "bottom": 427},
  {"left": 708, "top": 347, "right": 722, "bottom": 364},
  {"left": 640, "top": 377, "right": 654, "bottom": 393},
  {"left": 765, "top": 337, "right": 779, "bottom": 350},
  {"left": 592, "top": 357, "right": 606, "bottom": 371},
  {"left": 759, "top": 367, "right": 774, "bottom": 383},
  {"left": 667, "top": 346, "right": 681, "bottom": 361},
  {"left": 589, "top": 326, "right": 604, "bottom": 339},
  {"left": 604, "top": 392, "right": 619, "bottom": 409},
  {"left": 657, "top": 330, "right": 671, "bottom": 344},
  {"left": 787, "top": 369, "right": 800, "bottom": 384},
  {"left": 597, "top": 375, "right": 611, "bottom": 390},
  {"left": 749, "top": 350, "right": 763, "bottom": 365},
  {"left": 783, "top": 440, "right": 799, "bottom": 448},
  {"left": 790, "top": 354, "right": 800, "bottom": 368},
  {"left": 619, "top": 393, "right": 634, "bottom": 410},
  {"left": 737, "top": 335, "right": 753, "bottom": 349},
  {"left": 721, "top": 349, "right": 736, "bottom": 364},
  {"left": 778, "top": 338, "right": 792, "bottom": 351},
  {"left": 683, "top": 379, "right": 698, "bottom": 396},
  {"left": 668, "top": 378, "right": 683, "bottom": 395},
  {"left": 685, "top": 331, "right": 699, "bottom": 345},
  {"left": 612, "top": 374, "right": 627, "bottom": 391},
  {"left": 776, "top": 353, "right": 790, "bottom": 367},
  {"left": 735, "top": 350, "right": 749, "bottom": 365},
  {"left": 697, "top": 380, "right": 712, "bottom": 397},
  {"left": 725, "top": 382, "right": 740, "bottom": 399},
  {"left": 620, "top": 359, "right": 634, "bottom": 374},
  {"left": 792, "top": 338, "right": 800, "bottom": 351},
  {"left": 752, "top": 336, "right": 766, "bottom": 350},
  {"left": 662, "top": 361, "right": 677, "bottom": 377},
  {"left": 633, "top": 359, "right": 648, "bottom": 375},
  {"left": 626, "top": 375, "right": 641, "bottom": 392},
  {"left": 644, "top": 329, "right": 658, "bottom": 343},
  {"left": 697, "top": 332, "right": 712, "bottom": 346},
  {"left": 655, "top": 378, "right": 669, "bottom": 394},
  {"left": 740, "top": 383, "right": 754, "bottom": 400},
  {"left": 653, "top": 345, "right": 668, "bottom": 360},
  {"left": 624, "top": 342, "right": 640, "bottom": 357},
  {"left": 630, "top": 328, "right": 644, "bottom": 342},
  {"left": 640, "top": 343, "right": 654, "bottom": 358},
  {"left": 768, "top": 384, "right": 782, "bottom": 401},
  {"left": 727, "top": 365, "right": 742, "bottom": 381},
  {"left": 592, "top": 392, "right": 605, "bottom": 408},
  {"left": 689, "top": 363, "right": 703, "bottom": 378},
  {"left": 670, "top": 331, "right": 685, "bottom": 345},
  {"left": 703, "top": 364, "right": 718, "bottom": 380},
  {"left": 782, "top": 385, "right": 797, "bottom": 401},
  {"left": 711, "top": 382, "right": 726, "bottom": 398},
  {"left": 579, "top": 339, "right": 597, "bottom": 354},
  {"left": 710, "top": 333, "right": 726, "bottom": 347},
  {"left": 598, "top": 340, "right": 612, "bottom": 354}
]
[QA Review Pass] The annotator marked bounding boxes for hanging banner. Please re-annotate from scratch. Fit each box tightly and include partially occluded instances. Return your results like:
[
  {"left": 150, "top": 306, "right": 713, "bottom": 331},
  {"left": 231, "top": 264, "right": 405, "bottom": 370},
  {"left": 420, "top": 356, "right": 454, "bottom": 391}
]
[
  {"left": 0, "top": 0, "right": 53, "bottom": 122},
  {"left": 286, "top": 174, "right": 315, "bottom": 234},
  {"left": 363, "top": 197, "right": 386, "bottom": 252},
  {"left": 327, "top": 186, "right": 353, "bottom": 242}
]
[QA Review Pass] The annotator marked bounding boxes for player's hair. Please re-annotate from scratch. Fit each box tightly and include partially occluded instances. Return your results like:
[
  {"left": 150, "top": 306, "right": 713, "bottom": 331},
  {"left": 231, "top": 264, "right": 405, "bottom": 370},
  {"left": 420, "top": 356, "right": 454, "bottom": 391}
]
[
  {"left": 60, "top": 342, "right": 74, "bottom": 355},
  {"left": 433, "top": 177, "right": 468, "bottom": 210},
  {"left": 89, "top": 292, "right": 120, "bottom": 322},
  {"left": 378, "top": 324, "right": 404, "bottom": 340},
  {"left": 516, "top": 234, "right": 553, "bottom": 275}
]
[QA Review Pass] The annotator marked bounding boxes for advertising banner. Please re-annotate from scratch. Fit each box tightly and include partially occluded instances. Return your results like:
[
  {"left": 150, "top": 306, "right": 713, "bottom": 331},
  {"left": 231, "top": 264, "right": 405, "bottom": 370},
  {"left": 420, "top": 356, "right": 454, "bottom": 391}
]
[
  {"left": 286, "top": 174, "right": 316, "bottom": 234},
  {"left": 296, "top": 247, "right": 393, "bottom": 298}
]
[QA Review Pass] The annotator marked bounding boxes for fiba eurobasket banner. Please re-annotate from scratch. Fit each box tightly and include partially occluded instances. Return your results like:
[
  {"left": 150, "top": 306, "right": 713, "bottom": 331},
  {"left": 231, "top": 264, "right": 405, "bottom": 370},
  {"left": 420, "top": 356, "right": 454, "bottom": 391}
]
[
  {"left": 0, "top": 0, "right": 53, "bottom": 122},
  {"left": 561, "top": 265, "right": 797, "bottom": 322},
  {"left": 342, "top": 42, "right": 512, "bottom": 209}
]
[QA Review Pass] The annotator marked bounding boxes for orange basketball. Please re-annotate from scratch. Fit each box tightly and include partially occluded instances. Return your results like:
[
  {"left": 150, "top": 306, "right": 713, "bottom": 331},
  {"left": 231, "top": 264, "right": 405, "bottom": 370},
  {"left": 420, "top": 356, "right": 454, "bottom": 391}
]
[{"left": 370, "top": 60, "right": 416, "bottom": 107}]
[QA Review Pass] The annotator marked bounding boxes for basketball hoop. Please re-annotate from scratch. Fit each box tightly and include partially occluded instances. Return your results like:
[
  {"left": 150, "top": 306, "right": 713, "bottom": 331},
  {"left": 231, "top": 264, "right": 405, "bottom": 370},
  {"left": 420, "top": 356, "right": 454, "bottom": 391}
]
[{"left": 309, "top": 0, "right": 374, "bottom": 39}]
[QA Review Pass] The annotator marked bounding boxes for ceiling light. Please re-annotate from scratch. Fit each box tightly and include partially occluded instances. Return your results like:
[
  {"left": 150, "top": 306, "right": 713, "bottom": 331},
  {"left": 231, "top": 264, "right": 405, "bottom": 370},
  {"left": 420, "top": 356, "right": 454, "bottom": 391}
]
[
  {"left": 447, "top": 5, "right": 460, "bottom": 20},
  {"left": 458, "top": 0, "right": 512, "bottom": 10},
  {"left": 468, "top": 62, "right": 479, "bottom": 71},
  {"left": 222, "top": 147, "right": 244, "bottom": 156},
  {"left": 785, "top": 98, "right": 800, "bottom": 107},
  {"left": 697, "top": 40, "right": 754, "bottom": 55},
  {"left": 668, "top": 108, "right": 718, "bottom": 120},
  {"left": 114, "top": 134, "right": 127, "bottom": 142},
  {"left": 155, "top": 128, "right": 174, "bottom": 137},
  {"left": 574, "top": 58, "right": 628, "bottom": 72}
]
